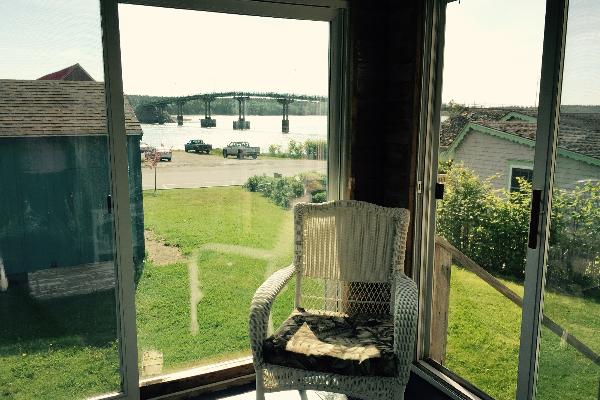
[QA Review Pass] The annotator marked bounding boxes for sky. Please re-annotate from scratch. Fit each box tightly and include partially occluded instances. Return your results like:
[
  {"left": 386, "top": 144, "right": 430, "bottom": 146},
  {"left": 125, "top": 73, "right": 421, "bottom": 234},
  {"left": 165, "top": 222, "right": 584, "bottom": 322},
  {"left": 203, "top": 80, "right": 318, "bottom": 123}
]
[
  {"left": 0, "top": 0, "right": 598, "bottom": 105},
  {"left": 443, "top": 0, "right": 600, "bottom": 106},
  {"left": 118, "top": 5, "right": 329, "bottom": 96}
]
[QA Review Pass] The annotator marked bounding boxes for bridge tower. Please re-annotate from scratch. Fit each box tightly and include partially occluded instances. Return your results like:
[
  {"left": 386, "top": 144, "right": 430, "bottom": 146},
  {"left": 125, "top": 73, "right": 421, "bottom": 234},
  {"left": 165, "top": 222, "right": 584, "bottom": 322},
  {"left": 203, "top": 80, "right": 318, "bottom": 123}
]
[
  {"left": 233, "top": 96, "right": 250, "bottom": 130},
  {"left": 276, "top": 98, "right": 294, "bottom": 133},
  {"left": 200, "top": 95, "right": 217, "bottom": 127},
  {"left": 176, "top": 101, "right": 184, "bottom": 126},
  {"left": 156, "top": 104, "right": 168, "bottom": 125}
]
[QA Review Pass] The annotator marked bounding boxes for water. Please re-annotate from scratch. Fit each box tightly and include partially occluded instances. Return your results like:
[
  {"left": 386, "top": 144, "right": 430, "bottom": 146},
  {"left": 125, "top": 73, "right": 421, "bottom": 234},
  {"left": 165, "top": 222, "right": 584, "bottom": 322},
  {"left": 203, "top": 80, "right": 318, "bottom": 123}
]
[{"left": 140, "top": 114, "right": 327, "bottom": 151}]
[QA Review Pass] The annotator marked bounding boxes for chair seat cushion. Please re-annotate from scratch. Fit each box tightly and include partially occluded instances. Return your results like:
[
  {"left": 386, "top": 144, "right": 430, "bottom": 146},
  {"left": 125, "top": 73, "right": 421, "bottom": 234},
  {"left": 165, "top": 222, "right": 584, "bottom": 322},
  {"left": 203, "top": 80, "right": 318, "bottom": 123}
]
[{"left": 263, "top": 309, "right": 396, "bottom": 377}]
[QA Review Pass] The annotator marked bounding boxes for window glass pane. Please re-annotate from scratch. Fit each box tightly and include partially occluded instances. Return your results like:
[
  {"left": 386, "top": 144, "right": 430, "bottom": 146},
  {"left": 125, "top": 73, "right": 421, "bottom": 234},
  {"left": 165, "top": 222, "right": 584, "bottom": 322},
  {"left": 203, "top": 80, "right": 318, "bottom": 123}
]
[
  {"left": 430, "top": 0, "right": 545, "bottom": 398},
  {"left": 117, "top": 4, "right": 330, "bottom": 379},
  {"left": 510, "top": 167, "right": 534, "bottom": 192},
  {"left": 0, "top": 1, "right": 125, "bottom": 398},
  {"left": 536, "top": 1, "right": 600, "bottom": 398}
]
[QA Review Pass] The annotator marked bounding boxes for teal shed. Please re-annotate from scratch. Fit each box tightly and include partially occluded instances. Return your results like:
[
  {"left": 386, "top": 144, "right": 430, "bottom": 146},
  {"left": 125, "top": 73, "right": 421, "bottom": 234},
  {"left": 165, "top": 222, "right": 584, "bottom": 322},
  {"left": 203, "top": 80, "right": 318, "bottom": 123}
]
[{"left": 0, "top": 79, "right": 145, "bottom": 280}]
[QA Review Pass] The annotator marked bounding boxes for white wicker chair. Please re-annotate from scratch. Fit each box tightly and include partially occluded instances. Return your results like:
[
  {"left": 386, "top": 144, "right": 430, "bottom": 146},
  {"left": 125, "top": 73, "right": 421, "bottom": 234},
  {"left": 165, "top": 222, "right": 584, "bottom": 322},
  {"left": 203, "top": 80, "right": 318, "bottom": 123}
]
[{"left": 249, "top": 200, "right": 418, "bottom": 400}]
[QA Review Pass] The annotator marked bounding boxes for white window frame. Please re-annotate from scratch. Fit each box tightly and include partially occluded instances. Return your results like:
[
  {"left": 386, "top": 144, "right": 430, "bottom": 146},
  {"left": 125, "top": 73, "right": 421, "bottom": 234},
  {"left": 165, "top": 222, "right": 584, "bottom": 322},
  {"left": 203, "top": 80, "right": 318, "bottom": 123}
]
[
  {"left": 100, "top": 0, "right": 349, "bottom": 398},
  {"left": 413, "top": 0, "right": 569, "bottom": 400}
]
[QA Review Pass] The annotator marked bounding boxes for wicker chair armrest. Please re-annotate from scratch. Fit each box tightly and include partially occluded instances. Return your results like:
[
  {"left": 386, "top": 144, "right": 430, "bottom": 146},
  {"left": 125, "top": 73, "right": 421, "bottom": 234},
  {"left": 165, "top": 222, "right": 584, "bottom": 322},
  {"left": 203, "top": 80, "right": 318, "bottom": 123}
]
[
  {"left": 249, "top": 264, "right": 296, "bottom": 367},
  {"left": 393, "top": 271, "right": 418, "bottom": 385}
]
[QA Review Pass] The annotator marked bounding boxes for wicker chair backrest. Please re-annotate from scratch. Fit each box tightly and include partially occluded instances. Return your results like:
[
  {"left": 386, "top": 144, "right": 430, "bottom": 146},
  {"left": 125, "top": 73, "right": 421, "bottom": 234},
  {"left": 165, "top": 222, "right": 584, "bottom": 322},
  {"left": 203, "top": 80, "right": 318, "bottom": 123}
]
[{"left": 294, "top": 201, "right": 410, "bottom": 283}]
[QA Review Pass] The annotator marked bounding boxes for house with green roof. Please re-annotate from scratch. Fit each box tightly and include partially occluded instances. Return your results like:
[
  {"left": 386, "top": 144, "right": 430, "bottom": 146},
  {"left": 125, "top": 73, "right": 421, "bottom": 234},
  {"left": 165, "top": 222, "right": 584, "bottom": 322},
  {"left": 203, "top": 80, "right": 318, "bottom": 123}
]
[{"left": 440, "top": 109, "right": 600, "bottom": 191}]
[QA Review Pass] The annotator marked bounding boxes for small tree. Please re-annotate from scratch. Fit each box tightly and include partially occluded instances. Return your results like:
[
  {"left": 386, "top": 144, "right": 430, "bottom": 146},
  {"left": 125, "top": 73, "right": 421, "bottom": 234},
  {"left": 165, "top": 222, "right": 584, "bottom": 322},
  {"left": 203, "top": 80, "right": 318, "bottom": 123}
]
[{"left": 146, "top": 150, "right": 161, "bottom": 194}]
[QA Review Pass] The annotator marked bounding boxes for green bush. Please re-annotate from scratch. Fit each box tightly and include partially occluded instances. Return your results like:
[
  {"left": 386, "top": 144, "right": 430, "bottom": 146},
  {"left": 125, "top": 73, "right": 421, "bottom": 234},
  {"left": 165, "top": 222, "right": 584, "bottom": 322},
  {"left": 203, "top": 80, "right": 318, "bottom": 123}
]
[
  {"left": 268, "top": 144, "right": 283, "bottom": 157},
  {"left": 264, "top": 140, "right": 327, "bottom": 160},
  {"left": 548, "top": 181, "right": 600, "bottom": 295},
  {"left": 311, "top": 191, "right": 327, "bottom": 203},
  {"left": 436, "top": 165, "right": 530, "bottom": 280},
  {"left": 304, "top": 139, "right": 327, "bottom": 160},
  {"left": 244, "top": 174, "right": 305, "bottom": 208},
  {"left": 436, "top": 164, "right": 600, "bottom": 296},
  {"left": 244, "top": 175, "right": 263, "bottom": 192},
  {"left": 288, "top": 140, "right": 304, "bottom": 159}
]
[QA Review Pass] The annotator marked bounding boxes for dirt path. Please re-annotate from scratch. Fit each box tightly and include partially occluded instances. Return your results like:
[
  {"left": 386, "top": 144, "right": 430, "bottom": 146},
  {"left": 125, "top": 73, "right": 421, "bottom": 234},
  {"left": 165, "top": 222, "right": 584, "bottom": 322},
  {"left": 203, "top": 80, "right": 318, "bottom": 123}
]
[{"left": 144, "top": 230, "right": 186, "bottom": 265}]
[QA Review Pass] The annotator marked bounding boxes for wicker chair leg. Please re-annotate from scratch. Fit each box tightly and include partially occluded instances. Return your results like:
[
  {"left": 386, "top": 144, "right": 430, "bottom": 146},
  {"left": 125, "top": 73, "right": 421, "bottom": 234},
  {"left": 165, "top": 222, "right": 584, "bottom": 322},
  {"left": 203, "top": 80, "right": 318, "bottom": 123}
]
[
  {"left": 298, "top": 389, "right": 308, "bottom": 400},
  {"left": 393, "top": 386, "right": 405, "bottom": 400},
  {"left": 255, "top": 371, "right": 265, "bottom": 400}
]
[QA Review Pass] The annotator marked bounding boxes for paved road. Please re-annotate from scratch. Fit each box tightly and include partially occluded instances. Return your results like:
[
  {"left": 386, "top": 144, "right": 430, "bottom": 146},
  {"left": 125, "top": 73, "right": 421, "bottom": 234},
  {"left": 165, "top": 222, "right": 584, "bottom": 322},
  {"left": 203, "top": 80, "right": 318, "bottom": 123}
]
[{"left": 141, "top": 151, "right": 326, "bottom": 190}]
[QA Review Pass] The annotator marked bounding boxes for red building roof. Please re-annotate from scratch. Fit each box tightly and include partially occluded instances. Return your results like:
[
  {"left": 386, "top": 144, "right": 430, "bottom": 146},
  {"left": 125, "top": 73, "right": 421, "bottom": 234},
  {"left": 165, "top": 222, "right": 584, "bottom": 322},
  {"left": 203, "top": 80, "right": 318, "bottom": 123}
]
[{"left": 37, "top": 63, "right": 94, "bottom": 81}]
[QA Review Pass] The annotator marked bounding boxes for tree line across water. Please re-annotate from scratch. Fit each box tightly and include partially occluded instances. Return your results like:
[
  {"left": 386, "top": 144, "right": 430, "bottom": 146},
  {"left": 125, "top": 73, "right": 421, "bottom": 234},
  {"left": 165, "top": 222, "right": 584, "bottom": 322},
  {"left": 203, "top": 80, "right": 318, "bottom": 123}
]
[{"left": 127, "top": 94, "right": 328, "bottom": 123}]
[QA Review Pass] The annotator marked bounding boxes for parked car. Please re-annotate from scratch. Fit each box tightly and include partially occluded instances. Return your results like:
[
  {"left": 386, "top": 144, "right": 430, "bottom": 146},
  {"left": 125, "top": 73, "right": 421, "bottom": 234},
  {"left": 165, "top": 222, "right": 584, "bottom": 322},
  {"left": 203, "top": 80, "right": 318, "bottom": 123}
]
[
  {"left": 184, "top": 139, "right": 212, "bottom": 154},
  {"left": 222, "top": 142, "right": 260, "bottom": 159},
  {"left": 145, "top": 147, "right": 172, "bottom": 162},
  {"left": 140, "top": 142, "right": 153, "bottom": 154}
]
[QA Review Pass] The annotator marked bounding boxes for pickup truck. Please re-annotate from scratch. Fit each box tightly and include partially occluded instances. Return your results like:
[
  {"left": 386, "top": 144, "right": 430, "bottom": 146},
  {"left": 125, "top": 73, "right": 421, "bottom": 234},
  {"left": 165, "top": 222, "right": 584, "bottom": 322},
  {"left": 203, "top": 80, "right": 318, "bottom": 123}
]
[
  {"left": 222, "top": 142, "right": 260, "bottom": 159},
  {"left": 184, "top": 139, "right": 212, "bottom": 154}
]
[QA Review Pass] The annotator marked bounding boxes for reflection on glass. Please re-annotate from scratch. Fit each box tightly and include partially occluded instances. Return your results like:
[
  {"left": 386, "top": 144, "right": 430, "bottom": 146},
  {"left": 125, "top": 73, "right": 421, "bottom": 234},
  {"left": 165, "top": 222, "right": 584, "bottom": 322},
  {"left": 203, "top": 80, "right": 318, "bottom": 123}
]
[
  {"left": 536, "top": 1, "right": 600, "bottom": 399},
  {"left": 0, "top": 1, "right": 125, "bottom": 398},
  {"left": 430, "top": 0, "right": 546, "bottom": 399},
  {"left": 117, "top": 4, "right": 330, "bottom": 379}
]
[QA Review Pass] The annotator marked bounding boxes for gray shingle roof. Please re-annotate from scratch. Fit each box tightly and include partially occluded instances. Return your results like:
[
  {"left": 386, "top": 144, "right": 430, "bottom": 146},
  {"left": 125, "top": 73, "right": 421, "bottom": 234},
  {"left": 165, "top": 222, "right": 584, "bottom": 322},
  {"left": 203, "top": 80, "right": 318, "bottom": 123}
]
[
  {"left": 441, "top": 109, "right": 600, "bottom": 160},
  {"left": 0, "top": 79, "right": 142, "bottom": 136}
]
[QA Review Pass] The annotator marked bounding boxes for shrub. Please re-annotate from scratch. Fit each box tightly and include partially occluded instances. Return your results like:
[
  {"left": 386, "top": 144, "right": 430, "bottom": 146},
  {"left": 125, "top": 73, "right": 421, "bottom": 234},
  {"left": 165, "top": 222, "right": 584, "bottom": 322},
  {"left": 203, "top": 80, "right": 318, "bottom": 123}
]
[
  {"left": 288, "top": 140, "right": 304, "bottom": 159},
  {"left": 311, "top": 191, "right": 327, "bottom": 203},
  {"left": 268, "top": 144, "right": 282, "bottom": 157},
  {"left": 547, "top": 181, "right": 600, "bottom": 295},
  {"left": 244, "top": 174, "right": 305, "bottom": 208},
  {"left": 437, "top": 164, "right": 600, "bottom": 296},
  {"left": 301, "top": 171, "right": 327, "bottom": 194},
  {"left": 304, "top": 139, "right": 327, "bottom": 160}
]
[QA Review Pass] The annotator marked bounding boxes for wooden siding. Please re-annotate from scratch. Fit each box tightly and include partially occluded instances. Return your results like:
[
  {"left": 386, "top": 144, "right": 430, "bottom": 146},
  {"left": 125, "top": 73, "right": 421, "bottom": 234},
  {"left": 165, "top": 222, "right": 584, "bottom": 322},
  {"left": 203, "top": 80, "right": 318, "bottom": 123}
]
[
  {"left": 0, "top": 79, "right": 141, "bottom": 136},
  {"left": 451, "top": 130, "right": 600, "bottom": 190},
  {"left": 0, "top": 135, "right": 144, "bottom": 275}
]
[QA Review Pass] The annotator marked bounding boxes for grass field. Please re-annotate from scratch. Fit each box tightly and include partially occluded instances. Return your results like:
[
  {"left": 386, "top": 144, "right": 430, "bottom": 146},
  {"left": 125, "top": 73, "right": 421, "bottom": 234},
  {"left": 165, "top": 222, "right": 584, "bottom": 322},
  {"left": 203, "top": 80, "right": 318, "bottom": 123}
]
[
  {"left": 1, "top": 186, "right": 598, "bottom": 399},
  {"left": 137, "top": 187, "right": 298, "bottom": 372},
  {"left": 446, "top": 268, "right": 600, "bottom": 400}
]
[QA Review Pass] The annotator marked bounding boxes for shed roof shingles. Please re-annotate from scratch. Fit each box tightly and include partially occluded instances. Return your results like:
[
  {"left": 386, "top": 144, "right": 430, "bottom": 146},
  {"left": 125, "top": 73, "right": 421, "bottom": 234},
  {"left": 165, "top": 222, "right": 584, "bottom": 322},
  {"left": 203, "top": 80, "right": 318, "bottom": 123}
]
[{"left": 0, "top": 79, "right": 142, "bottom": 136}]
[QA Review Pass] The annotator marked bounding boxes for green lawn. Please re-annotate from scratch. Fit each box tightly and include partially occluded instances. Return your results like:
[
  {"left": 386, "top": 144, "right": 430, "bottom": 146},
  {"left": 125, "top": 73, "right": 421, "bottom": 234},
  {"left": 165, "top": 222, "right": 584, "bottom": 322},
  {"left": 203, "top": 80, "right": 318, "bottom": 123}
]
[
  {"left": 137, "top": 187, "right": 297, "bottom": 372},
  {"left": 0, "top": 290, "right": 120, "bottom": 399},
  {"left": 1, "top": 186, "right": 598, "bottom": 399},
  {"left": 446, "top": 268, "right": 600, "bottom": 400}
]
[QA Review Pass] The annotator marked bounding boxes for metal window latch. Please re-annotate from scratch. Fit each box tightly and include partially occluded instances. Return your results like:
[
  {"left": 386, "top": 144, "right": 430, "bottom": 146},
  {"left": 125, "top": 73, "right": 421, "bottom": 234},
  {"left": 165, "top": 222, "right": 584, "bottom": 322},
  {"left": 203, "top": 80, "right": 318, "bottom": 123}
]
[
  {"left": 528, "top": 189, "right": 542, "bottom": 249},
  {"left": 107, "top": 194, "right": 113, "bottom": 214},
  {"left": 435, "top": 183, "right": 445, "bottom": 200}
]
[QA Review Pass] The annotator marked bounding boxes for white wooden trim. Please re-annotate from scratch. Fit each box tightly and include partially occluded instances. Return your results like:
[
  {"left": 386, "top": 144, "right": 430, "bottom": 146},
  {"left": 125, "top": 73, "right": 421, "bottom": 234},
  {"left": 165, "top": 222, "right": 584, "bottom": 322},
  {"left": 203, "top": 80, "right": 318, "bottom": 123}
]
[{"left": 101, "top": 0, "right": 141, "bottom": 398}]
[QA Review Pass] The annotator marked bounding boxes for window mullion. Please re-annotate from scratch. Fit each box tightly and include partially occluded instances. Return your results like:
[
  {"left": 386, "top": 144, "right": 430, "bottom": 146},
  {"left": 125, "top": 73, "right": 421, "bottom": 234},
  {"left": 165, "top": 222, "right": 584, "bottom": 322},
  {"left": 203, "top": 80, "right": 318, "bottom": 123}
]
[
  {"left": 516, "top": 0, "right": 569, "bottom": 399},
  {"left": 101, "top": 0, "right": 141, "bottom": 398}
]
